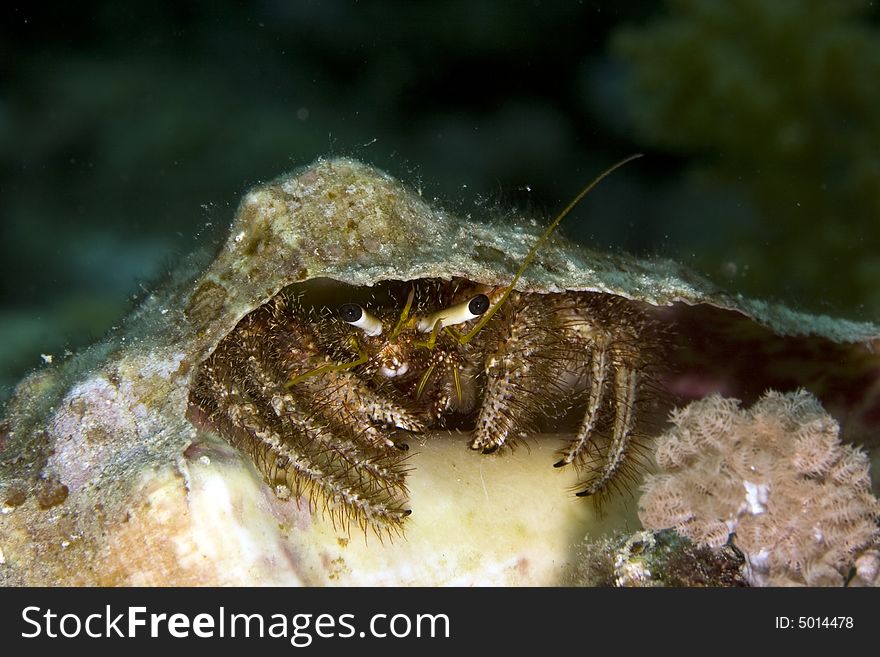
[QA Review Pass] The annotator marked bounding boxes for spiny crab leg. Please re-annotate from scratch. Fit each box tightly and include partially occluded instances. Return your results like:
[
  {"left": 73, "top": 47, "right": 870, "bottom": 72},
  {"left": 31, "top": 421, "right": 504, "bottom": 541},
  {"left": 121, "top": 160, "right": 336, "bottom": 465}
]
[
  {"left": 554, "top": 343, "right": 610, "bottom": 468},
  {"left": 239, "top": 309, "right": 425, "bottom": 449},
  {"left": 285, "top": 336, "right": 368, "bottom": 387},
  {"left": 576, "top": 363, "right": 639, "bottom": 498},
  {"left": 191, "top": 365, "right": 411, "bottom": 531},
  {"left": 269, "top": 393, "right": 410, "bottom": 494},
  {"left": 470, "top": 303, "right": 546, "bottom": 453},
  {"left": 301, "top": 372, "right": 425, "bottom": 449}
]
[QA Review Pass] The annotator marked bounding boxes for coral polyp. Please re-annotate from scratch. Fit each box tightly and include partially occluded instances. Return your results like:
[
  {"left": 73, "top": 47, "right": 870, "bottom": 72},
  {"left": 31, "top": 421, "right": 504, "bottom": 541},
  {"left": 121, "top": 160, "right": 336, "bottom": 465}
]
[{"left": 639, "top": 390, "right": 880, "bottom": 586}]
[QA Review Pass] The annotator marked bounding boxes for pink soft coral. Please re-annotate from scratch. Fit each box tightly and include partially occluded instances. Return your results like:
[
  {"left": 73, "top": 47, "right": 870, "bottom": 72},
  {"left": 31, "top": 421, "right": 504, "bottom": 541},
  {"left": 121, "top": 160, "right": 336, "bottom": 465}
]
[{"left": 639, "top": 390, "right": 880, "bottom": 586}]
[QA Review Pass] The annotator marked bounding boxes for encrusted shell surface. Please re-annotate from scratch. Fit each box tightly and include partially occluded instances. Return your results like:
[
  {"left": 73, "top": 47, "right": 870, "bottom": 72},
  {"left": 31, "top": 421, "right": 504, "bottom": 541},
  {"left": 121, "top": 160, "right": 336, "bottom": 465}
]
[{"left": 1, "top": 157, "right": 878, "bottom": 586}]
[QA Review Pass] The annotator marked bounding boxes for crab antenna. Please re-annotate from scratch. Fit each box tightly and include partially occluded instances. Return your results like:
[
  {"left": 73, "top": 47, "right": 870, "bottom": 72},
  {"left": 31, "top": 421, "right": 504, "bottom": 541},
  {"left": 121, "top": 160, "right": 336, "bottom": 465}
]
[
  {"left": 459, "top": 153, "right": 643, "bottom": 345},
  {"left": 389, "top": 287, "right": 416, "bottom": 341}
]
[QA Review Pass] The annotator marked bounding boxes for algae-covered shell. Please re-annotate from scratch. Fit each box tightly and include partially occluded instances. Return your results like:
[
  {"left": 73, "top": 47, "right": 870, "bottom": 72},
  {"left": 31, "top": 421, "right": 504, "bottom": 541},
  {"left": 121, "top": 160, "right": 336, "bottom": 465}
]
[{"left": 1, "top": 158, "right": 877, "bottom": 585}]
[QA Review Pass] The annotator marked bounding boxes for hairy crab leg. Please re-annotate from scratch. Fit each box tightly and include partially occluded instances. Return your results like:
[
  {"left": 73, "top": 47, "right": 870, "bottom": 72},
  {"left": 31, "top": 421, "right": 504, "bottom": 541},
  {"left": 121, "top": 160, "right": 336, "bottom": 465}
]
[
  {"left": 297, "top": 372, "right": 426, "bottom": 449},
  {"left": 470, "top": 299, "right": 548, "bottom": 453},
  {"left": 554, "top": 342, "right": 610, "bottom": 467},
  {"left": 188, "top": 295, "right": 417, "bottom": 532},
  {"left": 576, "top": 363, "right": 639, "bottom": 498},
  {"left": 232, "top": 400, "right": 409, "bottom": 522},
  {"left": 189, "top": 363, "right": 412, "bottom": 532},
  {"left": 269, "top": 392, "right": 410, "bottom": 494},
  {"left": 249, "top": 297, "right": 427, "bottom": 449}
]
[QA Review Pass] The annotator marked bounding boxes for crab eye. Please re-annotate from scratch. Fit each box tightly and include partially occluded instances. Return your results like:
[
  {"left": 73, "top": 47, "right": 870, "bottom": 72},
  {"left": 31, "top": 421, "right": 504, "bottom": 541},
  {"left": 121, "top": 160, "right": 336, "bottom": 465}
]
[
  {"left": 339, "top": 303, "right": 383, "bottom": 336},
  {"left": 468, "top": 294, "right": 490, "bottom": 316},
  {"left": 339, "top": 303, "right": 363, "bottom": 322},
  {"left": 417, "top": 294, "right": 493, "bottom": 332}
]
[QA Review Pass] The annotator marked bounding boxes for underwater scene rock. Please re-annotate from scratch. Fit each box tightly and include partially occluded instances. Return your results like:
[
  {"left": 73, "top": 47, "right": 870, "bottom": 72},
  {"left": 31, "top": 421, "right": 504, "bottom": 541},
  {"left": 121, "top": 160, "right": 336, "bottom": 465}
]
[{"left": 1, "top": 157, "right": 878, "bottom": 586}]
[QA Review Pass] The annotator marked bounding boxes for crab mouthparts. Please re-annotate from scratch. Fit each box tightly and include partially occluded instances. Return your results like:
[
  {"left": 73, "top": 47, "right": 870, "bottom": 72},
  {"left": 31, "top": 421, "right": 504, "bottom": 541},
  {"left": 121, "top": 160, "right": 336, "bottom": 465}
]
[{"left": 380, "top": 362, "right": 410, "bottom": 378}]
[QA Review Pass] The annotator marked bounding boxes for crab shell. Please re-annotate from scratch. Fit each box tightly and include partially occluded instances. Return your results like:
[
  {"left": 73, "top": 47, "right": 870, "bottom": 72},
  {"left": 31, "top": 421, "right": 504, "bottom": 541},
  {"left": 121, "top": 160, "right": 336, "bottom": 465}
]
[{"left": 1, "top": 158, "right": 878, "bottom": 586}]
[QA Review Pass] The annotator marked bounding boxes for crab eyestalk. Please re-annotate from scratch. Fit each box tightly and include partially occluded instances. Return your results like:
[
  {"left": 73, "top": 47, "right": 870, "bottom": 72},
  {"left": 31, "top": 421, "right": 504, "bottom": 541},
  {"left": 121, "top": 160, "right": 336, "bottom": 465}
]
[
  {"left": 340, "top": 303, "right": 383, "bottom": 336},
  {"left": 416, "top": 294, "right": 490, "bottom": 333}
]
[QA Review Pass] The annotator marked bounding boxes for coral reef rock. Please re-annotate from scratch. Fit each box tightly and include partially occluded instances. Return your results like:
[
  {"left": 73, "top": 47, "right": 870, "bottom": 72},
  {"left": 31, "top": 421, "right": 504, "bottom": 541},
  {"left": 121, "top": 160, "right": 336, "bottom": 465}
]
[
  {"left": 640, "top": 390, "right": 880, "bottom": 586},
  {"left": 572, "top": 529, "right": 747, "bottom": 587},
  {"left": 1, "top": 157, "right": 879, "bottom": 586}
]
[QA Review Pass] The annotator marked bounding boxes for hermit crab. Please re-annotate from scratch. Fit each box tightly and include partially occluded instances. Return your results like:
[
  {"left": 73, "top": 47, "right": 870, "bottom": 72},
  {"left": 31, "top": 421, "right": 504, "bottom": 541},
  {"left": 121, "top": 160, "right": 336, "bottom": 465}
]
[
  {"left": 188, "top": 156, "right": 665, "bottom": 533},
  {"left": 3, "top": 156, "right": 878, "bottom": 585}
]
